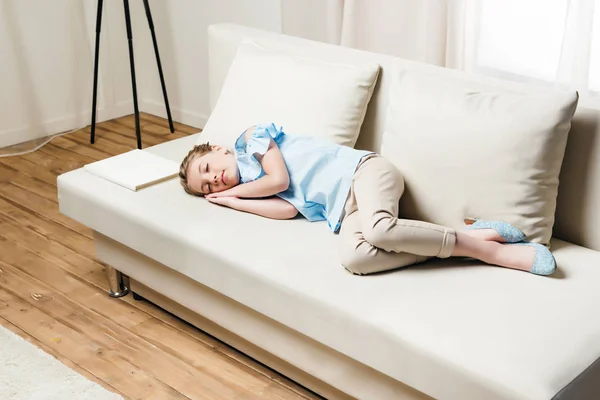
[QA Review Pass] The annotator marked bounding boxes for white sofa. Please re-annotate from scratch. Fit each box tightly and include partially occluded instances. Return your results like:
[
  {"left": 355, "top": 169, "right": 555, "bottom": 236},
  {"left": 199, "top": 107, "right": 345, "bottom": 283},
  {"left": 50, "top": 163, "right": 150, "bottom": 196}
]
[{"left": 58, "top": 24, "right": 600, "bottom": 400}]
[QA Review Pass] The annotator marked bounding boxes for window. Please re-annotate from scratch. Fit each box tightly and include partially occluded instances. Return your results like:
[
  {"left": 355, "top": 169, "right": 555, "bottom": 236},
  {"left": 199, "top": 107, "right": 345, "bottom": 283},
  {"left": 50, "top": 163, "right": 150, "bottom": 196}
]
[{"left": 465, "top": 0, "right": 600, "bottom": 97}]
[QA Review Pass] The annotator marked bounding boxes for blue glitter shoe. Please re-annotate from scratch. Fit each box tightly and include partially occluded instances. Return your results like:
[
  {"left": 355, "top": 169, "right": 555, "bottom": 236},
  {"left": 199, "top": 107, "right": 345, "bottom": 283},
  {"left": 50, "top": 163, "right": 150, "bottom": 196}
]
[
  {"left": 511, "top": 242, "right": 556, "bottom": 276},
  {"left": 464, "top": 219, "right": 526, "bottom": 243}
]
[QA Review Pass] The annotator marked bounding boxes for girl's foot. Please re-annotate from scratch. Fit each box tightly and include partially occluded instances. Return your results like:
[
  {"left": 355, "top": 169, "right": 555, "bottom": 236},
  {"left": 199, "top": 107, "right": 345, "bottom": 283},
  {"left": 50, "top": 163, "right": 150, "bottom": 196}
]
[
  {"left": 503, "top": 242, "right": 556, "bottom": 275},
  {"left": 452, "top": 233, "right": 555, "bottom": 275},
  {"left": 463, "top": 220, "right": 526, "bottom": 243},
  {"left": 486, "top": 242, "right": 537, "bottom": 272},
  {"left": 462, "top": 228, "right": 506, "bottom": 243}
]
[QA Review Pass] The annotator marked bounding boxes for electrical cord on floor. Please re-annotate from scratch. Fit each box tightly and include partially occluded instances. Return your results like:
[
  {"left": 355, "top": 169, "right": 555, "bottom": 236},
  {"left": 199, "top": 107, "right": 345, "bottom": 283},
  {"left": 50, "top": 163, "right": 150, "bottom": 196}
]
[{"left": 0, "top": 126, "right": 86, "bottom": 158}]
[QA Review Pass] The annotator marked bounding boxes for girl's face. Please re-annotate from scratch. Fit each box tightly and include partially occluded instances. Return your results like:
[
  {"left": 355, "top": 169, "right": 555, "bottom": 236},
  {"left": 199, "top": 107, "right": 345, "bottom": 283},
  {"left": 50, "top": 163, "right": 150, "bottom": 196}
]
[{"left": 187, "top": 146, "right": 240, "bottom": 195}]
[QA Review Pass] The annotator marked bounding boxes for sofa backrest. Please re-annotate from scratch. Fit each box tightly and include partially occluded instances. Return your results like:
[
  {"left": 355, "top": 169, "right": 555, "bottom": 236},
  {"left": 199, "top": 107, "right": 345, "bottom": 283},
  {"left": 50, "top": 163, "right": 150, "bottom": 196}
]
[{"left": 207, "top": 23, "right": 600, "bottom": 251}]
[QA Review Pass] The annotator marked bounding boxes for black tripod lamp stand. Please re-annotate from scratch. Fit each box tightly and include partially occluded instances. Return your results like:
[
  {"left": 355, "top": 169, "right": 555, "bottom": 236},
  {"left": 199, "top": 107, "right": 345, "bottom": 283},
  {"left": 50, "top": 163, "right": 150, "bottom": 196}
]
[{"left": 90, "top": 0, "right": 174, "bottom": 150}]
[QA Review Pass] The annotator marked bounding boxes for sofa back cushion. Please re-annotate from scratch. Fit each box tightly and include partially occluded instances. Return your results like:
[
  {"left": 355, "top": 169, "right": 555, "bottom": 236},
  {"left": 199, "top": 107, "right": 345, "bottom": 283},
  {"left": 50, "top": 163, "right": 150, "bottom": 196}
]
[
  {"left": 381, "top": 66, "right": 578, "bottom": 245},
  {"left": 198, "top": 38, "right": 380, "bottom": 149},
  {"left": 207, "top": 23, "right": 600, "bottom": 251}
]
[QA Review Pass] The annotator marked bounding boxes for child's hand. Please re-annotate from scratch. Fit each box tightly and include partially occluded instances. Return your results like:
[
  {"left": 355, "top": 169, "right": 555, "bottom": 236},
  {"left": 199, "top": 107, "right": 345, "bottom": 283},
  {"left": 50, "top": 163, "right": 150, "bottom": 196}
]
[
  {"left": 207, "top": 196, "right": 238, "bottom": 209},
  {"left": 206, "top": 190, "right": 234, "bottom": 199}
]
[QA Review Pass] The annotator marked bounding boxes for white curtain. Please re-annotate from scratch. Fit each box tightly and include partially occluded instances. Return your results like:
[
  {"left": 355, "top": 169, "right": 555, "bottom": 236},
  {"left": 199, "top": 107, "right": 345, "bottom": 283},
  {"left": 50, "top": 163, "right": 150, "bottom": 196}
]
[
  {"left": 456, "top": 0, "right": 600, "bottom": 104},
  {"left": 337, "top": 0, "right": 449, "bottom": 66},
  {"left": 281, "top": 0, "right": 452, "bottom": 66},
  {"left": 282, "top": 0, "right": 600, "bottom": 105}
]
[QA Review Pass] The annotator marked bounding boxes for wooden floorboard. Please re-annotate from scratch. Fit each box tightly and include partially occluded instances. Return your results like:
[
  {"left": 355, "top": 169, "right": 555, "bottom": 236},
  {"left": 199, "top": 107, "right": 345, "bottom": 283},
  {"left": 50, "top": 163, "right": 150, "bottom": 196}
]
[
  {"left": 0, "top": 116, "right": 321, "bottom": 400},
  {"left": 0, "top": 315, "right": 129, "bottom": 400}
]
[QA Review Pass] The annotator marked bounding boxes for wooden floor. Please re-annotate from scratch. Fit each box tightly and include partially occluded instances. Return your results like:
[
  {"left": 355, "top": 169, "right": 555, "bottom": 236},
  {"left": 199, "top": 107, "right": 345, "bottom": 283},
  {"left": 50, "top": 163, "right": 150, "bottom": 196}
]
[{"left": 0, "top": 114, "right": 322, "bottom": 400}]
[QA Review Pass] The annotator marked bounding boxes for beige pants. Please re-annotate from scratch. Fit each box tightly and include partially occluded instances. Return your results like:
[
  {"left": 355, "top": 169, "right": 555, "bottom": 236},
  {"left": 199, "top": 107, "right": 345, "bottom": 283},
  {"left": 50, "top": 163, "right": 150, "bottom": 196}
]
[{"left": 339, "top": 155, "right": 456, "bottom": 275}]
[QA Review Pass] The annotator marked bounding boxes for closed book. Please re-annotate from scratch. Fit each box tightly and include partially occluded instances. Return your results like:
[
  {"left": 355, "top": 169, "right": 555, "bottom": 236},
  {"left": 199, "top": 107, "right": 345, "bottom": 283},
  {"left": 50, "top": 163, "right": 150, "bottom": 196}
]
[{"left": 83, "top": 149, "right": 179, "bottom": 191}]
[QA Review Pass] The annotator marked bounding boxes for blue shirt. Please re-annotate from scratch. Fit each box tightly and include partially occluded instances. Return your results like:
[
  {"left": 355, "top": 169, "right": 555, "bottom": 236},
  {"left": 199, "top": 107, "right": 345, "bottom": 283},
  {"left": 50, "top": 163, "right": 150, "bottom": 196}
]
[{"left": 235, "top": 123, "right": 373, "bottom": 232}]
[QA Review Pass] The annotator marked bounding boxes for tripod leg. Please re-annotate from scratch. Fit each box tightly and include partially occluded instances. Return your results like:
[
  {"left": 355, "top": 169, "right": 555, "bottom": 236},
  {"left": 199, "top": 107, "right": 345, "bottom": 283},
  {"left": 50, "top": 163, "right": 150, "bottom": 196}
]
[
  {"left": 143, "top": 0, "right": 175, "bottom": 133},
  {"left": 123, "top": 0, "right": 142, "bottom": 149},
  {"left": 90, "top": 0, "right": 104, "bottom": 144}
]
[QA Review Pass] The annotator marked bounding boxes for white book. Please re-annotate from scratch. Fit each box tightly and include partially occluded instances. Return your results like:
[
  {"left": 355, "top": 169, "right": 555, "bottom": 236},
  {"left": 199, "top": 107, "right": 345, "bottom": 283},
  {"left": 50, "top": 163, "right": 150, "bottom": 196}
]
[{"left": 83, "top": 149, "right": 179, "bottom": 191}]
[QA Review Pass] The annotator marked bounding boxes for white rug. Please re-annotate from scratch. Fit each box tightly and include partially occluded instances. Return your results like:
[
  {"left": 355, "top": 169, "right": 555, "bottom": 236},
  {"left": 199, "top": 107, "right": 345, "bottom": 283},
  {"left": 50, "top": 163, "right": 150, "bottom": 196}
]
[{"left": 0, "top": 325, "right": 123, "bottom": 400}]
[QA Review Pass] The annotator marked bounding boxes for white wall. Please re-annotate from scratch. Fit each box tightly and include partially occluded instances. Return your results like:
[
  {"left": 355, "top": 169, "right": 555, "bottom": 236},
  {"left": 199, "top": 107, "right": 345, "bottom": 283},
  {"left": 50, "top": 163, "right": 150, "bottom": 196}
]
[
  {"left": 0, "top": 0, "right": 136, "bottom": 148},
  {"left": 0, "top": 0, "right": 328, "bottom": 147},
  {"left": 136, "top": 0, "right": 283, "bottom": 128}
]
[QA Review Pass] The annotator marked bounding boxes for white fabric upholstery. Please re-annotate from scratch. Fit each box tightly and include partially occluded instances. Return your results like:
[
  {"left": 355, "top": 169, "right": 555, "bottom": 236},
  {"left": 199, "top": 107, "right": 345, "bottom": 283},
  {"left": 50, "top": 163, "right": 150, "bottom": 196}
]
[
  {"left": 95, "top": 236, "right": 429, "bottom": 400},
  {"left": 382, "top": 67, "right": 578, "bottom": 245},
  {"left": 58, "top": 133, "right": 600, "bottom": 399},
  {"left": 56, "top": 24, "right": 600, "bottom": 400},
  {"left": 207, "top": 23, "right": 600, "bottom": 252},
  {"left": 554, "top": 108, "right": 600, "bottom": 252},
  {"left": 200, "top": 38, "right": 379, "bottom": 148}
]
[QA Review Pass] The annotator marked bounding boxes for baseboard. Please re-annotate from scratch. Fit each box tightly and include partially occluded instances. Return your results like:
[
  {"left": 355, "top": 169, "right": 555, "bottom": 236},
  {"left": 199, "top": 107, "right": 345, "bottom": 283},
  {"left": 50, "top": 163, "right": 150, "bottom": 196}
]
[
  {"left": 1, "top": 99, "right": 208, "bottom": 149},
  {"left": 140, "top": 99, "right": 208, "bottom": 130},
  {"left": 0, "top": 102, "right": 134, "bottom": 148}
]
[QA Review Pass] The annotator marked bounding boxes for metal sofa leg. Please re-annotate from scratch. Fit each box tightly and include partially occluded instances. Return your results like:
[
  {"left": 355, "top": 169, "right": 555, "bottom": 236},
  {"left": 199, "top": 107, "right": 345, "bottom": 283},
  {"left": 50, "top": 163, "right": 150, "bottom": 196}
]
[{"left": 106, "top": 266, "right": 130, "bottom": 298}]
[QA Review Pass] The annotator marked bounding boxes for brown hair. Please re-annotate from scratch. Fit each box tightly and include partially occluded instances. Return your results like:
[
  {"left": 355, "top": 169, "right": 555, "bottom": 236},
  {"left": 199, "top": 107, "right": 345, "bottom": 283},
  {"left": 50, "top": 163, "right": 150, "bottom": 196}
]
[{"left": 179, "top": 143, "right": 212, "bottom": 196}]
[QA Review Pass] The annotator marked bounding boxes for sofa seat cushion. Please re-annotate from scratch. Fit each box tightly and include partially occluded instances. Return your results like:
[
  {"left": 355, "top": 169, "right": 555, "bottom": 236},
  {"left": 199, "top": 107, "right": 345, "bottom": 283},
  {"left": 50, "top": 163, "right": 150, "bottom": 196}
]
[{"left": 58, "top": 135, "right": 600, "bottom": 400}]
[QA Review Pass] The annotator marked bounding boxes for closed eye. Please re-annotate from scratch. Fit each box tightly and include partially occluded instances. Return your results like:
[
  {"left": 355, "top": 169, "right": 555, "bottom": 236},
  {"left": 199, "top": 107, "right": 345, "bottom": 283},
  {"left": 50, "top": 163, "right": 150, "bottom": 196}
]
[
  {"left": 206, "top": 163, "right": 212, "bottom": 193},
  {"left": 198, "top": 162, "right": 211, "bottom": 195}
]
